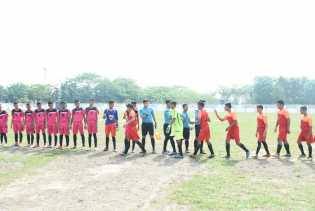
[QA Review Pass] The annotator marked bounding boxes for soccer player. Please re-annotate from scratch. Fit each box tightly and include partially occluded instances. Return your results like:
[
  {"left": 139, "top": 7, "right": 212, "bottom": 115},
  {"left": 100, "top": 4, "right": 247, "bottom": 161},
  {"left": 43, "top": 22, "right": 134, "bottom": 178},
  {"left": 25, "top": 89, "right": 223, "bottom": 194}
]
[
  {"left": 34, "top": 102, "right": 47, "bottom": 147},
  {"left": 46, "top": 102, "right": 59, "bottom": 147},
  {"left": 297, "top": 106, "right": 313, "bottom": 159},
  {"left": 254, "top": 105, "right": 270, "bottom": 158},
  {"left": 24, "top": 103, "right": 35, "bottom": 146},
  {"left": 85, "top": 99, "right": 99, "bottom": 148},
  {"left": 215, "top": 103, "right": 250, "bottom": 159},
  {"left": 131, "top": 101, "right": 140, "bottom": 153},
  {"left": 168, "top": 102, "right": 184, "bottom": 159},
  {"left": 103, "top": 101, "right": 118, "bottom": 152},
  {"left": 71, "top": 100, "right": 85, "bottom": 148},
  {"left": 162, "top": 100, "right": 176, "bottom": 155},
  {"left": 0, "top": 104, "right": 8, "bottom": 145},
  {"left": 11, "top": 102, "right": 24, "bottom": 146},
  {"left": 191, "top": 101, "right": 215, "bottom": 159},
  {"left": 194, "top": 101, "right": 205, "bottom": 154},
  {"left": 121, "top": 104, "right": 146, "bottom": 156},
  {"left": 58, "top": 102, "right": 71, "bottom": 148},
  {"left": 274, "top": 100, "right": 291, "bottom": 158},
  {"left": 140, "top": 100, "right": 157, "bottom": 153},
  {"left": 182, "top": 104, "right": 194, "bottom": 153}
]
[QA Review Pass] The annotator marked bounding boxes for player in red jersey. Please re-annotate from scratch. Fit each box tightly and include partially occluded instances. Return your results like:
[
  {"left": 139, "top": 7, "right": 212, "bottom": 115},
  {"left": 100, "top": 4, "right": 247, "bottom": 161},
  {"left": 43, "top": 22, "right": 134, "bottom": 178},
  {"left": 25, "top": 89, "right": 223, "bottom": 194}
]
[
  {"left": 85, "top": 99, "right": 99, "bottom": 148},
  {"left": 24, "top": 103, "right": 35, "bottom": 146},
  {"left": 191, "top": 101, "right": 215, "bottom": 159},
  {"left": 215, "top": 103, "right": 250, "bottom": 159},
  {"left": 71, "top": 100, "right": 86, "bottom": 148},
  {"left": 274, "top": 100, "right": 291, "bottom": 158},
  {"left": 46, "top": 102, "right": 59, "bottom": 147},
  {"left": 297, "top": 106, "right": 313, "bottom": 159},
  {"left": 11, "top": 102, "right": 24, "bottom": 146},
  {"left": 0, "top": 104, "right": 8, "bottom": 145},
  {"left": 254, "top": 105, "right": 270, "bottom": 158},
  {"left": 58, "top": 102, "right": 71, "bottom": 148},
  {"left": 121, "top": 104, "right": 146, "bottom": 156},
  {"left": 34, "top": 102, "right": 47, "bottom": 147}
]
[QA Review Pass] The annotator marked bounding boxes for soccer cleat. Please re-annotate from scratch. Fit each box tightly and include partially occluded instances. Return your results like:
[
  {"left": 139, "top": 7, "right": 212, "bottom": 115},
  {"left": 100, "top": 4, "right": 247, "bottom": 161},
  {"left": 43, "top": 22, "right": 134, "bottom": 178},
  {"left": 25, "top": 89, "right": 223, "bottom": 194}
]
[
  {"left": 185, "top": 150, "right": 190, "bottom": 153},
  {"left": 246, "top": 151, "right": 250, "bottom": 159},
  {"left": 298, "top": 154, "right": 306, "bottom": 159},
  {"left": 252, "top": 155, "right": 258, "bottom": 159},
  {"left": 120, "top": 153, "right": 127, "bottom": 157},
  {"left": 224, "top": 155, "right": 231, "bottom": 159},
  {"left": 262, "top": 154, "right": 271, "bottom": 158},
  {"left": 283, "top": 154, "right": 291, "bottom": 158},
  {"left": 103, "top": 148, "right": 108, "bottom": 152},
  {"left": 189, "top": 154, "right": 197, "bottom": 159},
  {"left": 200, "top": 151, "right": 206, "bottom": 154},
  {"left": 169, "top": 152, "right": 177, "bottom": 156},
  {"left": 272, "top": 153, "right": 280, "bottom": 158},
  {"left": 174, "top": 154, "right": 184, "bottom": 159},
  {"left": 208, "top": 154, "right": 215, "bottom": 159}
]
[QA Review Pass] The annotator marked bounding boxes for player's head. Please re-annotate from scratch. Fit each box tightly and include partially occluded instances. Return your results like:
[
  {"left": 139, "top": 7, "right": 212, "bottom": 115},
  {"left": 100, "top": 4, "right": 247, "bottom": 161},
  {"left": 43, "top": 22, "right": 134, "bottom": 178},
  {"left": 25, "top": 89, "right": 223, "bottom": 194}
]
[
  {"left": 109, "top": 100, "right": 114, "bottom": 108},
  {"left": 183, "top": 104, "right": 188, "bottom": 112},
  {"left": 37, "top": 102, "right": 42, "bottom": 109},
  {"left": 300, "top": 106, "right": 307, "bottom": 115},
  {"left": 13, "top": 102, "right": 19, "bottom": 109},
  {"left": 277, "top": 100, "right": 285, "bottom": 109},
  {"left": 131, "top": 101, "right": 137, "bottom": 109},
  {"left": 198, "top": 101, "right": 205, "bottom": 110},
  {"left": 74, "top": 100, "right": 80, "bottom": 108},
  {"left": 143, "top": 100, "right": 149, "bottom": 107},
  {"left": 224, "top": 103, "right": 232, "bottom": 111},
  {"left": 170, "top": 101, "right": 177, "bottom": 109},
  {"left": 60, "top": 101, "right": 66, "bottom": 109},
  {"left": 89, "top": 99, "right": 95, "bottom": 107},
  {"left": 48, "top": 101, "right": 53, "bottom": 109},
  {"left": 256, "top": 105, "right": 263, "bottom": 113},
  {"left": 126, "top": 103, "right": 133, "bottom": 112},
  {"left": 165, "top": 100, "right": 171, "bottom": 109},
  {"left": 26, "top": 103, "right": 31, "bottom": 110}
]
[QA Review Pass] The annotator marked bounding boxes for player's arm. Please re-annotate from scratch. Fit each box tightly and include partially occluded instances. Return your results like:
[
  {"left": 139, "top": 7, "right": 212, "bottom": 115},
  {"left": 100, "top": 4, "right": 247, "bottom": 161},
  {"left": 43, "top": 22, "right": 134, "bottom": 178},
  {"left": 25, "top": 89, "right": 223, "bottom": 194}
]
[
  {"left": 214, "top": 110, "right": 225, "bottom": 121},
  {"left": 70, "top": 111, "right": 74, "bottom": 125},
  {"left": 68, "top": 112, "right": 71, "bottom": 129},
  {"left": 152, "top": 110, "right": 157, "bottom": 128},
  {"left": 115, "top": 111, "right": 119, "bottom": 128},
  {"left": 264, "top": 118, "right": 268, "bottom": 137},
  {"left": 274, "top": 119, "right": 279, "bottom": 133},
  {"left": 287, "top": 117, "right": 291, "bottom": 134}
]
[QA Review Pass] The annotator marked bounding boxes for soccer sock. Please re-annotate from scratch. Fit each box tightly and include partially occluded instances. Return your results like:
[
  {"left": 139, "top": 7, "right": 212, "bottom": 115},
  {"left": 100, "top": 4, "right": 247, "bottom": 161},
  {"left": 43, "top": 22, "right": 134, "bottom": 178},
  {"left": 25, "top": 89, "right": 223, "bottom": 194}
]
[
  {"left": 276, "top": 143, "right": 282, "bottom": 154},
  {"left": 43, "top": 133, "right": 47, "bottom": 145},
  {"left": 3, "top": 134, "right": 7, "bottom": 144},
  {"left": 151, "top": 137, "right": 155, "bottom": 152},
  {"left": 124, "top": 139, "right": 130, "bottom": 154},
  {"left": 48, "top": 135, "right": 52, "bottom": 146},
  {"left": 14, "top": 133, "right": 18, "bottom": 144},
  {"left": 27, "top": 134, "right": 31, "bottom": 145},
  {"left": 298, "top": 143, "right": 305, "bottom": 155},
  {"left": 162, "top": 137, "right": 169, "bottom": 152},
  {"left": 65, "top": 135, "right": 69, "bottom": 147},
  {"left": 0, "top": 133, "right": 3, "bottom": 144},
  {"left": 36, "top": 133, "right": 40, "bottom": 145},
  {"left": 284, "top": 143, "right": 291, "bottom": 155},
  {"left": 193, "top": 142, "right": 200, "bottom": 156},
  {"left": 170, "top": 137, "right": 177, "bottom": 153},
  {"left": 73, "top": 135, "right": 77, "bottom": 147},
  {"left": 307, "top": 143, "right": 312, "bottom": 157},
  {"left": 105, "top": 137, "right": 109, "bottom": 149},
  {"left": 132, "top": 141, "right": 136, "bottom": 151},
  {"left": 142, "top": 138, "right": 146, "bottom": 149},
  {"left": 262, "top": 142, "right": 270, "bottom": 155},
  {"left": 59, "top": 135, "right": 63, "bottom": 146},
  {"left": 193, "top": 139, "right": 197, "bottom": 152},
  {"left": 177, "top": 140, "right": 183, "bottom": 156},
  {"left": 185, "top": 139, "right": 189, "bottom": 151},
  {"left": 256, "top": 142, "right": 261, "bottom": 155},
  {"left": 239, "top": 143, "right": 249, "bottom": 152},
  {"left": 31, "top": 134, "right": 34, "bottom": 145},
  {"left": 88, "top": 134, "right": 92, "bottom": 148},
  {"left": 112, "top": 137, "right": 116, "bottom": 150},
  {"left": 136, "top": 141, "right": 146, "bottom": 152},
  {"left": 54, "top": 135, "right": 58, "bottom": 146},
  {"left": 81, "top": 134, "right": 85, "bottom": 147},
  {"left": 93, "top": 133, "right": 97, "bottom": 147},
  {"left": 207, "top": 142, "right": 214, "bottom": 155},
  {"left": 226, "top": 142, "right": 231, "bottom": 157},
  {"left": 19, "top": 132, "right": 23, "bottom": 143},
  {"left": 200, "top": 142, "right": 204, "bottom": 152}
]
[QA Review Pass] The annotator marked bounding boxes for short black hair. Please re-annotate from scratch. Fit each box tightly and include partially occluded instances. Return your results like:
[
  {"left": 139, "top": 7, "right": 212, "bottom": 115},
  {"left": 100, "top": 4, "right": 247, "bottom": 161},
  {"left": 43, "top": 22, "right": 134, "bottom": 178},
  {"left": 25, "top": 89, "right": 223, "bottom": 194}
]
[
  {"left": 74, "top": 100, "right": 79, "bottom": 103},
  {"left": 300, "top": 106, "right": 307, "bottom": 111},
  {"left": 48, "top": 101, "right": 53, "bottom": 105},
  {"left": 131, "top": 101, "right": 137, "bottom": 105},
  {"left": 37, "top": 102, "right": 41, "bottom": 106},
  {"left": 165, "top": 100, "right": 171, "bottom": 104},
  {"left": 257, "top": 105, "right": 263, "bottom": 109},
  {"left": 26, "top": 102, "right": 30, "bottom": 106},
  {"left": 109, "top": 100, "right": 114, "bottom": 104},
  {"left": 277, "top": 100, "right": 284, "bottom": 105},
  {"left": 171, "top": 101, "right": 177, "bottom": 106},
  {"left": 13, "top": 102, "right": 18, "bottom": 105},
  {"left": 143, "top": 100, "right": 149, "bottom": 103},
  {"left": 127, "top": 104, "right": 133, "bottom": 108},
  {"left": 198, "top": 101, "right": 205, "bottom": 107},
  {"left": 60, "top": 101, "right": 66, "bottom": 105},
  {"left": 225, "top": 103, "right": 232, "bottom": 109},
  {"left": 182, "top": 104, "right": 188, "bottom": 108}
]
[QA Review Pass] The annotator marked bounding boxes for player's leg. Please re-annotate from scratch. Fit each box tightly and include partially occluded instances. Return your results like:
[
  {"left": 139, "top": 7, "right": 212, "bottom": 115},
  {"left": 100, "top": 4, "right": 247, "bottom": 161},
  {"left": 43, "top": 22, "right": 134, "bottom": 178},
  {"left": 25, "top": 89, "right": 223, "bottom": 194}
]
[
  {"left": 93, "top": 133, "right": 97, "bottom": 148},
  {"left": 59, "top": 134, "right": 64, "bottom": 148},
  {"left": 27, "top": 132, "right": 31, "bottom": 145},
  {"left": 169, "top": 136, "right": 177, "bottom": 155},
  {"left": 48, "top": 129, "right": 52, "bottom": 147},
  {"left": 65, "top": 134, "right": 70, "bottom": 147},
  {"left": 283, "top": 140, "right": 291, "bottom": 157},
  {"left": 19, "top": 131, "right": 23, "bottom": 144},
  {"left": 184, "top": 128, "right": 190, "bottom": 153},
  {"left": 104, "top": 125, "right": 110, "bottom": 151},
  {"left": 255, "top": 141, "right": 262, "bottom": 158},
  {"left": 122, "top": 138, "right": 130, "bottom": 155},
  {"left": 274, "top": 140, "right": 283, "bottom": 157},
  {"left": 206, "top": 140, "right": 215, "bottom": 158},
  {"left": 307, "top": 143, "right": 312, "bottom": 159},
  {"left": 0, "top": 133, "right": 3, "bottom": 144},
  {"left": 149, "top": 123, "right": 155, "bottom": 153},
  {"left": 131, "top": 141, "right": 136, "bottom": 153},
  {"left": 42, "top": 130, "right": 47, "bottom": 146},
  {"left": 135, "top": 140, "right": 146, "bottom": 153},
  {"left": 297, "top": 140, "right": 306, "bottom": 158},
  {"left": 236, "top": 141, "right": 250, "bottom": 159},
  {"left": 175, "top": 139, "right": 183, "bottom": 159},
  {"left": 162, "top": 124, "right": 170, "bottom": 153},
  {"left": 262, "top": 141, "right": 270, "bottom": 157},
  {"left": 88, "top": 134, "right": 92, "bottom": 148},
  {"left": 225, "top": 140, "right": 231, "bottom": 159},
  {"left": 141, "top": 124, "right": 147, "bottom": 149},
  {"left": 112, "top": 125, "right": 117, "bottom": 151}
]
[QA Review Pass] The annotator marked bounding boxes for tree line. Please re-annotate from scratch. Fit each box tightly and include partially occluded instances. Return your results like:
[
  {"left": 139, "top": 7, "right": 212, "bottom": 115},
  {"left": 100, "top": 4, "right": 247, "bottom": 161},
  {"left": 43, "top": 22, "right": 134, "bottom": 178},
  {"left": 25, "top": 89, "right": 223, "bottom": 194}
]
[{"left": 0, "top": 74, "right": 314, "bottom": 104}]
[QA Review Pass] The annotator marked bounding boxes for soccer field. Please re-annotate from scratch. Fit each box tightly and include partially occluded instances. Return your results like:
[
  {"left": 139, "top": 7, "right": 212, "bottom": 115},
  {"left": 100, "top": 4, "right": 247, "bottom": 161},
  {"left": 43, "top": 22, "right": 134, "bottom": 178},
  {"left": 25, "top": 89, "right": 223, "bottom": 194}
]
[{"left": 0, "top": 112, "right": 315, "bottom": 210}]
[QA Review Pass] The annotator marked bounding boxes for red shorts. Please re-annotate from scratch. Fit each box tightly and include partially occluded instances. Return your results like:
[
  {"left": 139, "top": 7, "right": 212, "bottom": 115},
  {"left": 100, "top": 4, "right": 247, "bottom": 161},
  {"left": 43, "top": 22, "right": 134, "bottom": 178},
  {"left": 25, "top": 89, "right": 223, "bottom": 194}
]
[
  {"left": 226, "top": 128, "right": 240, "bottom": 143},
  {"left": 197, "top": 128, "right": 211, "bottom": 142},
  {"left": 125, "top": 127, "right": 140, "bottom": 141},
  {"left": 105, "top": 124, "right": 117, "bottom": 137},
  {"left": 35, "top": 124, "right": 45, "bottom": 133},
  {"left": 257, "top": 130, "right": 266, "bottom": 142},
  {"left": 73, "top": 122, "right": 84, "bottom": 135},
  {"left": 59, "top": 125, "right": 69, "bottom": 135},
  {"left": 87, "top": 122, "right": 97, "bottom": 134},
  {"left": 13, "top": 122, "right": 23, "bottom": 133},
  {"left": 278, "top": 129, "right": 288, "bottom": 141},
  {"left": 0, "top": 125, "right": 8, "bottom": 134},
  {"left": 47, "top": 124, "right": 58, "bottom": 135},
  {"left": 25, "top": 124, "right": 35, "bottom": 134},
  {"left": 298, "top": 132, "right": 314, "bottom": 144}
]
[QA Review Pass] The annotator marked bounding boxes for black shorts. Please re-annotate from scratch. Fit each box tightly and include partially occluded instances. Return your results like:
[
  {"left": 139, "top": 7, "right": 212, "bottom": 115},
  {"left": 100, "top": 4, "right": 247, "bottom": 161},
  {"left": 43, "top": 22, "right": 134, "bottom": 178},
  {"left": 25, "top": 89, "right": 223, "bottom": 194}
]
[
  {"left": 195, "top": 125, "right": 201, "bottom": 138},
  {"left": 142, "top": 123, "right": 154, "bottom": 137},
  {"left": 163, "top": 124, "right": 171, "bottom": 137},
  {"left": 183, "top": 128, "right": 190, "bottom": 140}
]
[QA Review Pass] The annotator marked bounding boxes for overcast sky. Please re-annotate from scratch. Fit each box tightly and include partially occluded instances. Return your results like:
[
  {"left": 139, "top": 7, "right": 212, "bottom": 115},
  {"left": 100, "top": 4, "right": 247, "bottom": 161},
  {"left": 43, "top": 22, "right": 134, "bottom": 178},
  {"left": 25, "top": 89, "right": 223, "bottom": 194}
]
[{"left": 0, "top": 0, "right": 314, "bottom": 93}]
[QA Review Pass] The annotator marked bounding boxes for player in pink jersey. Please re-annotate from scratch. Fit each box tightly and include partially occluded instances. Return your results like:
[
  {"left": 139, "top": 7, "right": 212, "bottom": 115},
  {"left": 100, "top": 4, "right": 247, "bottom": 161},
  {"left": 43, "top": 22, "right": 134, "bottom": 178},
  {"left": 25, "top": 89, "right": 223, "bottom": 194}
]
[
  {"left": 46, "top": 102, "right": 59, "bottom": 147},
  {"left": 24, "top": 103, "right": 35, "bottom": 146},
  {"left": 0, "top": 104, "right": 8, "bottom": 145},
  {"left": 58, "top": 102, "right": 71, "bottom": 148},
  {"left": 34, "top": 102, "right": 47, "bottom": 147},
  {"left": 11, "top": 102, "right": 24, "bottom": 146},
  {"left": 71, "top": 100, "right": 86, "bottom": 148},
  {"left": 85, "top": 99, "right": 99, "bottom": 148}
]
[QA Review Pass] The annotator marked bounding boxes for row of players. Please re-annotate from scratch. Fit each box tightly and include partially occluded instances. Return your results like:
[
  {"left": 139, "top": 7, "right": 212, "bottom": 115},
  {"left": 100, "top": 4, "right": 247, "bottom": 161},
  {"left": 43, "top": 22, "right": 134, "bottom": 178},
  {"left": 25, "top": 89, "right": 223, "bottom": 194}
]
[{"left": 0, "top": 99, "right": 313, "bottom": 159}]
